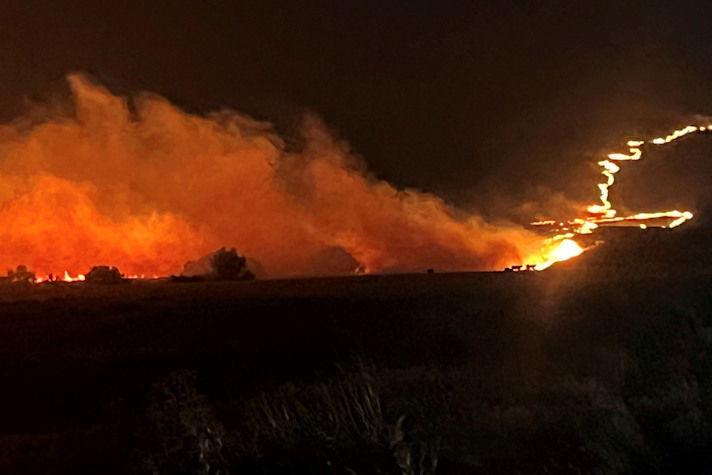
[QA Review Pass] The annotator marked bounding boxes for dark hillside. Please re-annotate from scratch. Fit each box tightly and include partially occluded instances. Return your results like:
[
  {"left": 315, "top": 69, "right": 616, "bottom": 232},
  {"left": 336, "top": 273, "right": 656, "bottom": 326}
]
[{"left": 558, "top": 225, "right": 712, "bottom": 278}]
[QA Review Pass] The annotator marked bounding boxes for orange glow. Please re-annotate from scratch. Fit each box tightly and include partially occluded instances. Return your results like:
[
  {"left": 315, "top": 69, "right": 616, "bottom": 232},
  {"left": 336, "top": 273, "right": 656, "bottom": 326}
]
[
  {"left": 514, "top": 236, "right": 585, "bottom": 271},
  {"left": 549, "top": 239, "right": 584, "bottom": 262},
  {"left": 533, "top": 238, "right": 584, "bottom": 270},
  {"left": 0, "top": 74, "right": 548, "bottom": 278}
]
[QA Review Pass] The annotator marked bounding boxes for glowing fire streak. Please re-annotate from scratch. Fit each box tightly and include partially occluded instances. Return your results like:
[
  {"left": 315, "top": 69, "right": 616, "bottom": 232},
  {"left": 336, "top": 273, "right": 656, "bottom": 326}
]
[
  {"left": 33, "top": 271, "right": 158, "bottom": 283},
  {"left": 579, "top": 124, "right": 704, "bottom": 231},
  {"left": 526, "top": 124, "right": 707, "bottom": 270}
]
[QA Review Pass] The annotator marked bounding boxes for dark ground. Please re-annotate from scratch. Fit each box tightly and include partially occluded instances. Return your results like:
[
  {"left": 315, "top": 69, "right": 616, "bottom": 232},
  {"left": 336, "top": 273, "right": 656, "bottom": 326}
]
[{"left": 1, "top": 227, "right": 712, "bottom": 473}]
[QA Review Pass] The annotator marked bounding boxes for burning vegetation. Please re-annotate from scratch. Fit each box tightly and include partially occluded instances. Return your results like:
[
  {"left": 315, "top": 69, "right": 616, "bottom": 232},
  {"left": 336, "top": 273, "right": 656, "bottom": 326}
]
[{"left": 0, "top": 74, "right": 705, "bottom": 279}]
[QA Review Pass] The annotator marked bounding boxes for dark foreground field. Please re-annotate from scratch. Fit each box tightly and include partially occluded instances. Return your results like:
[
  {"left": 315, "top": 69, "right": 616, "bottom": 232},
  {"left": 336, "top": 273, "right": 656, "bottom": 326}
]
[{"left": 1, "top": 232, "right": 712, "bottom": 473}]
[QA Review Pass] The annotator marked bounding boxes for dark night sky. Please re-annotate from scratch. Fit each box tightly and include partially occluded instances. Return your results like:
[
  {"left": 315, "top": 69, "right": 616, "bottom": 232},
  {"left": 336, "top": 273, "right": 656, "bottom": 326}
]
[{"left": 2, "top": 0, "right": 712, "bottom": 217}]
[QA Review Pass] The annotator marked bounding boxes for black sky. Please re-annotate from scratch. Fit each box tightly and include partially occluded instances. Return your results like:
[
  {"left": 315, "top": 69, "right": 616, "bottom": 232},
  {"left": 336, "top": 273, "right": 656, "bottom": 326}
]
[{"left": 2, "top": 0, "right": 712, "bottom": 217}]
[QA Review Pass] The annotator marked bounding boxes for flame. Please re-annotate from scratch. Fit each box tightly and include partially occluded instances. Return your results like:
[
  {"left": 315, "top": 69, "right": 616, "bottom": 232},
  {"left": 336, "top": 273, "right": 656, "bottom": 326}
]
[
  {"left": 35, "top": 270, "right": 85, "bottom": 283},
  {"left": 549, "top": 239, "right": 584, "bottom": 261},
  {"left": 534, "top": 238, "right": 584, "bottom": 270},
  {"left": 512, "top": 235, "right": 585, "bottom": 271}
]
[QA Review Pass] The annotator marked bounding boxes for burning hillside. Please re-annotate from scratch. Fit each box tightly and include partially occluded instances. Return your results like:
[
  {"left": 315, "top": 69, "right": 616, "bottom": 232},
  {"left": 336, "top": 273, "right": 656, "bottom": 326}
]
[
  {"left": 0, "top": 74, "right": 558, "bottom": 279},
  {"left": 534, "top": 126, "right": 703, "bottom": 234},
  {"left": 1, "top": 75, "right": 706, "bottom": 279},
  {"left": 525, "top": 124, "right": 712, "bottom": 270}
]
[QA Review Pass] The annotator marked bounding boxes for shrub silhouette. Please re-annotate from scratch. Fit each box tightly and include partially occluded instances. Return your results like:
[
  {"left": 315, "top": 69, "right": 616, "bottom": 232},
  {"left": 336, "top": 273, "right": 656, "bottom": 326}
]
[{"left": 86, "top": 265, "right": 123, "bottom": 283}]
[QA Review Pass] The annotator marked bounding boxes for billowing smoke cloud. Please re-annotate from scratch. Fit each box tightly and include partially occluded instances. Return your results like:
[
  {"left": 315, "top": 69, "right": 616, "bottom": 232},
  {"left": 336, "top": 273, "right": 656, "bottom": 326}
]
[{"left": 0, "top": 74, "right": 547, "bottom": 277}]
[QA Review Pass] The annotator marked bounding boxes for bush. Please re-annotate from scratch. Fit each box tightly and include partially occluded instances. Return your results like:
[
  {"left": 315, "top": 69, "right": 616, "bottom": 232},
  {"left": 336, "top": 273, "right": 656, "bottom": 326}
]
[
  {"left": 182, "top": 248, "right": 254, "bottom": 281},
  {"left": 226, "top": 364, "right": 443, "bottom": 474},
  {"left": 7, "top": 265, "right": 35, "bottom": 283},
  {"left": 86, "top": 265, "right": 124, "bottom": 283},
  {"left": 137, "top": 370, "right": 229, "bottom": 474}
]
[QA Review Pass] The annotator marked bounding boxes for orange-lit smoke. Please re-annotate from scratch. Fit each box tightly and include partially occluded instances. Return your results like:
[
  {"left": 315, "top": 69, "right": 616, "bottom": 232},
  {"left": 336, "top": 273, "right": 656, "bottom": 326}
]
[{"left": 0, "top": 74, "right": 548, "bottom": 278}]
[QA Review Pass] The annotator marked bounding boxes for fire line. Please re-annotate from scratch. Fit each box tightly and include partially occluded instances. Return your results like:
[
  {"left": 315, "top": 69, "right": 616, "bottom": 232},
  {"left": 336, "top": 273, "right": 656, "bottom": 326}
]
[{"left": 524, "top": 124, "right": 707, "bottom": 271}]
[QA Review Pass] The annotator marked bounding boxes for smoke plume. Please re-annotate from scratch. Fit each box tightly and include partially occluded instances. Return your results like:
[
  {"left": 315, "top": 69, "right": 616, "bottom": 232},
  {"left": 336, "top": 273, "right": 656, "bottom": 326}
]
[{"left": 0, "top": 74, "right": 546, "bottom": 277}]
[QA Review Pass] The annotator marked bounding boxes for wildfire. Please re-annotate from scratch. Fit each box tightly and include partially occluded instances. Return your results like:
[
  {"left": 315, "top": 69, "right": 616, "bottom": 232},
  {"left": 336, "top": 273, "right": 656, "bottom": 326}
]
[{"left": 0, "top": 74, "right": 705, "bottom": 279}]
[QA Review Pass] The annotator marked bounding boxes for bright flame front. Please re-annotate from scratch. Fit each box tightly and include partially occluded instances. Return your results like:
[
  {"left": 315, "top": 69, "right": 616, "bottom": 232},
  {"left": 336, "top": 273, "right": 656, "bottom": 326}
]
[{"left": 518, "top": 237, "right": 585, "bottom": 271}]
